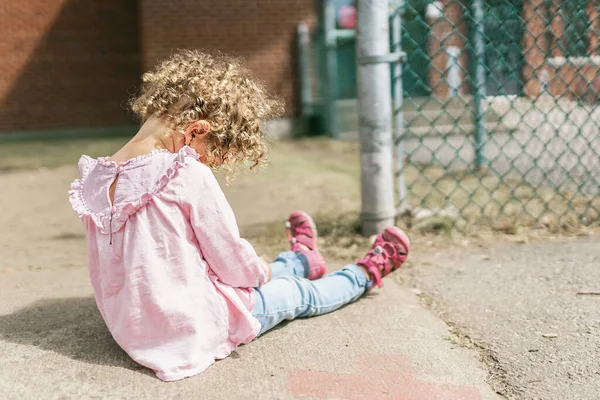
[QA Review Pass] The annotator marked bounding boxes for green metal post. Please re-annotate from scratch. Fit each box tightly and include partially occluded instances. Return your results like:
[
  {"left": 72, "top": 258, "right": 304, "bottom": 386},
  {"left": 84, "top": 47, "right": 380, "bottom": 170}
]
[
  {"left": 391, "top": 0, "right": 407, "bottom": 205},
  {"left": 297, "top": 22, "right": 312, "bottom": 120},
  {"left": 325, "top": 0, "right": 339, "bottom": 138},
  {"left": 471, "top": 0, "right": 487, "bottom": 170}
]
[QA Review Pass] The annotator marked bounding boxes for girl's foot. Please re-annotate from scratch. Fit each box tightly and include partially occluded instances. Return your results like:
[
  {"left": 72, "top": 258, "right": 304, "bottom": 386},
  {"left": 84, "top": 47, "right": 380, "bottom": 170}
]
[
  {"left": 356, "top": 227, "right": 410, "bottom": 288},
  {"left": 286, "top": 211, "right": 327, "bottom": 280}
]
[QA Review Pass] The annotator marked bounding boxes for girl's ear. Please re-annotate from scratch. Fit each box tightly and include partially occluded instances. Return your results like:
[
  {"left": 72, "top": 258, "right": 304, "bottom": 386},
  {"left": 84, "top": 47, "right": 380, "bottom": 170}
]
[{"left": 184, "top": 120, "right": 211, "bottom": 145}]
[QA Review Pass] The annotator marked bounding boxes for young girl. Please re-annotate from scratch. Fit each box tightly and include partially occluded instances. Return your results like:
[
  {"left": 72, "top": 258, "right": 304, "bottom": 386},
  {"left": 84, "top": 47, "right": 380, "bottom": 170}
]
[{"left": 69, "top": 50, "right": 410, "bottom": 382}]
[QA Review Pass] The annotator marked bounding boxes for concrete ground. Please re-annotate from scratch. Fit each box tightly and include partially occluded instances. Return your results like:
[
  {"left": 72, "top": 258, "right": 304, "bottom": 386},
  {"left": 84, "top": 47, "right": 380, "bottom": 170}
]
[
  {"left": 407, "top": 236, "right": 600, "bottom": 399},
  {"left": 0, "top": 266, "right": 499, "bottom": 400}
]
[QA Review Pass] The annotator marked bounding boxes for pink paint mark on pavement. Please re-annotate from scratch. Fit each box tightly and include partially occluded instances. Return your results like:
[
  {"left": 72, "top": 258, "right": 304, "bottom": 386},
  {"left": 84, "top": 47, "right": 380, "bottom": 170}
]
[{"left": 288, "top": 354, "right": 481, "bottom": 400}]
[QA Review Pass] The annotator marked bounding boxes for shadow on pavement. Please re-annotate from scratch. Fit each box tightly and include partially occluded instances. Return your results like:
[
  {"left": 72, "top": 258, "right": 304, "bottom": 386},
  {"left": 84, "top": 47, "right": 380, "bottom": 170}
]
[
  {"left": 0, "top": 291, "right": 382, "bottom": 374},
  {"left": 0, "top": 297, "right": 142, "bottom": 372}
]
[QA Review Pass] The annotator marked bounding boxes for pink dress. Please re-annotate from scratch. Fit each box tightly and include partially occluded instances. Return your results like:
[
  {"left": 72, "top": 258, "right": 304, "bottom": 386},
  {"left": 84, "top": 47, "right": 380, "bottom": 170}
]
[{"left": 69, "top": 146, "right": 269, "bottom": 381}]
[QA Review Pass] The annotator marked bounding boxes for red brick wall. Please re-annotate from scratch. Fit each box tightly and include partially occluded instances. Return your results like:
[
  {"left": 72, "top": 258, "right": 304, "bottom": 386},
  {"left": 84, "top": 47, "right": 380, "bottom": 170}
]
[
  {"left": 522, "top": 0, "right": 551, "bottom": 97},
  {"left": 0, "top": 0, "right": 140, "bottom": 133},
  {"left": 522, "top": 0, "right": 600, "bottom": 102},
  {"left": 425, "top": 0, "right": 600, "bottom": 102},
  {"left": 139, "top": 0, "right": 317, "bottom": 116},
  {"left": 427, "top": 0, "right": 469, "bottom": 98}
]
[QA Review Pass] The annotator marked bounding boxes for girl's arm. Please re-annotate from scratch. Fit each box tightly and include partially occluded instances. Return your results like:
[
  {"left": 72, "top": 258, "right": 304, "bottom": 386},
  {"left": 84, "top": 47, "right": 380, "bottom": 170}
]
[{"left": 182, "top": 163, "right": 270, "bottom": 288}]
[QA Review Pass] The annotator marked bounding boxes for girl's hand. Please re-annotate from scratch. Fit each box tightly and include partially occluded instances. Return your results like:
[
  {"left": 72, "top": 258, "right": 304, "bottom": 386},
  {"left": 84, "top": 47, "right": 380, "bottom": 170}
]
[{"left": 261, "top": 258, "right": 273, "bottom": 283}]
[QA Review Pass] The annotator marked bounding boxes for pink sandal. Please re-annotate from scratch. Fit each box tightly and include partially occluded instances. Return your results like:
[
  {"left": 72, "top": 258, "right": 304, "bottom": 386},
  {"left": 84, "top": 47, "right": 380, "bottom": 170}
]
[
  {"left": 286, "top": 211, "right": 327, "bottom": 280},
  {"left": 356, "top": 227, "right": 410, "bottom": 288}
]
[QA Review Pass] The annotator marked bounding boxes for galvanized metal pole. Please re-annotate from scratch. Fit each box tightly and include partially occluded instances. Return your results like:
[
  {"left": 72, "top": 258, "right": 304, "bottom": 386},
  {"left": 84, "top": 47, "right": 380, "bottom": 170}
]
[
  {"left": 357, "top": 0, "right": 396, "bottom": 236},
  {"left": 391, "top": 1, "right": 407, "bottom": 206},
  {"left": 471, "top": 0, "right": 487, "bottom": 170}
]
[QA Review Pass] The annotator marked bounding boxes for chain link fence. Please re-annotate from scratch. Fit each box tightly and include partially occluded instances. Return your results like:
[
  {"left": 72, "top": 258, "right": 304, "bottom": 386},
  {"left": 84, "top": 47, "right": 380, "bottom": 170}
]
[
  {"left": 299, "top": 0, "right": 600, "bottom": 232},
  {"left": 393, "top": 0, "right": 600, "bottom": 231}
]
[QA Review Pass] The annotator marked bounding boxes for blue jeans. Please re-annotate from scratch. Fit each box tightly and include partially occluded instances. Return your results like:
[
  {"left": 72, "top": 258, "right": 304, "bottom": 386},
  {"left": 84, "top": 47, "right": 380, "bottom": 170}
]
[{"left": 252, "top": 251, "right": 369, "bottom": 335}]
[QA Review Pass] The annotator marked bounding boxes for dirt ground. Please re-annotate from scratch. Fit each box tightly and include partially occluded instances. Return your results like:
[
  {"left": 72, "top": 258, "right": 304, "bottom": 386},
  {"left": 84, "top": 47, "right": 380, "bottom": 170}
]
[{"left": 0, "top": 137, "right": 598, "bottom": 399}]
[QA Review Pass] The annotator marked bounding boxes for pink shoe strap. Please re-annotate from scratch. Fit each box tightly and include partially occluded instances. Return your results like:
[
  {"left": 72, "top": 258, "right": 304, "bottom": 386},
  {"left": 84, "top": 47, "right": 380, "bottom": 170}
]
[
  {"left": 287, "top": 224, "right": 316, "bottom": 252},
  {"left": 374, "top": 233, "right": 408, "bottom": 267},
  {"left": 357, "top": 242, "right": 397, "bottom": 288}
]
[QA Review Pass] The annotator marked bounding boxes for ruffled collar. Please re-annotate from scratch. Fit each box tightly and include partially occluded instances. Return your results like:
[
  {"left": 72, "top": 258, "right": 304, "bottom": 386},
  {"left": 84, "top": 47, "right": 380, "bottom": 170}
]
[
  {"left": 69, "top": 146, "right": 200, "bottom": 235},
  {"left": 96, "top": 148, "right": 171, "bottom": 168}
]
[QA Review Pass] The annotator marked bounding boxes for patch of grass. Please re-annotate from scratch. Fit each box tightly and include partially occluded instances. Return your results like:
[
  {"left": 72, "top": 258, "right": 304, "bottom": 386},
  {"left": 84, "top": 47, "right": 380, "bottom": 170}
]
[
  {"left": 241, "top": 211, "right": 370, "bottom": 263},
  {"left": 403, "top": 164, "right": 600, "bottom": 233},
  {"left": 0, "top": 137, "right": 128, "bottom": 172},
  {"left": 313, "top": 212, "right": 362, "bottom": 237},
  {"left": 411, "top": 215, "right": 457, "bottom": 235}
]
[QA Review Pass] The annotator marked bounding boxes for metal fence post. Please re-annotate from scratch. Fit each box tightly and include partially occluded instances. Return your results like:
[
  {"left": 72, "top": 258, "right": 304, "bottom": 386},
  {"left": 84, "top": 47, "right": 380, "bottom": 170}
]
[
  {"left": 324, "top": 1, "right": 339, "bottom": 138},
  {"left": 391, "top": 0, "right": 407, "bottom": 206},
  {"left": 297, "top": 22, "right": 312, "bottom": 120},
  {"left": 471, "top": 0, "right": 487, "bottom": 170},
  {"left": 357, "top": 0, "right": 396, "bottom": 236}
]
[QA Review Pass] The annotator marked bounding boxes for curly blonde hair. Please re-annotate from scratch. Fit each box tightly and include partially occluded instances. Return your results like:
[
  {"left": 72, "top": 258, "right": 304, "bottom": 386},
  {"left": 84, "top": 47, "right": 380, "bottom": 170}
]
[{"left": 129, "top": 49, "right": 284, "bottom": 175}]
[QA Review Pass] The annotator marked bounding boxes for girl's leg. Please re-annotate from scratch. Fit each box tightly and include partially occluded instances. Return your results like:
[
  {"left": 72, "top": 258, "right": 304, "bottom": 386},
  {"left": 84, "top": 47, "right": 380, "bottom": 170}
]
[
  {"left": 253, "top": 226, "right": 411, "bottom": 335},
  {"left": 252, "top": 265, "right": 370, "bottom": 335},
  {"left": 270, "top": 251, "right": 308, "bottom": 279}
]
